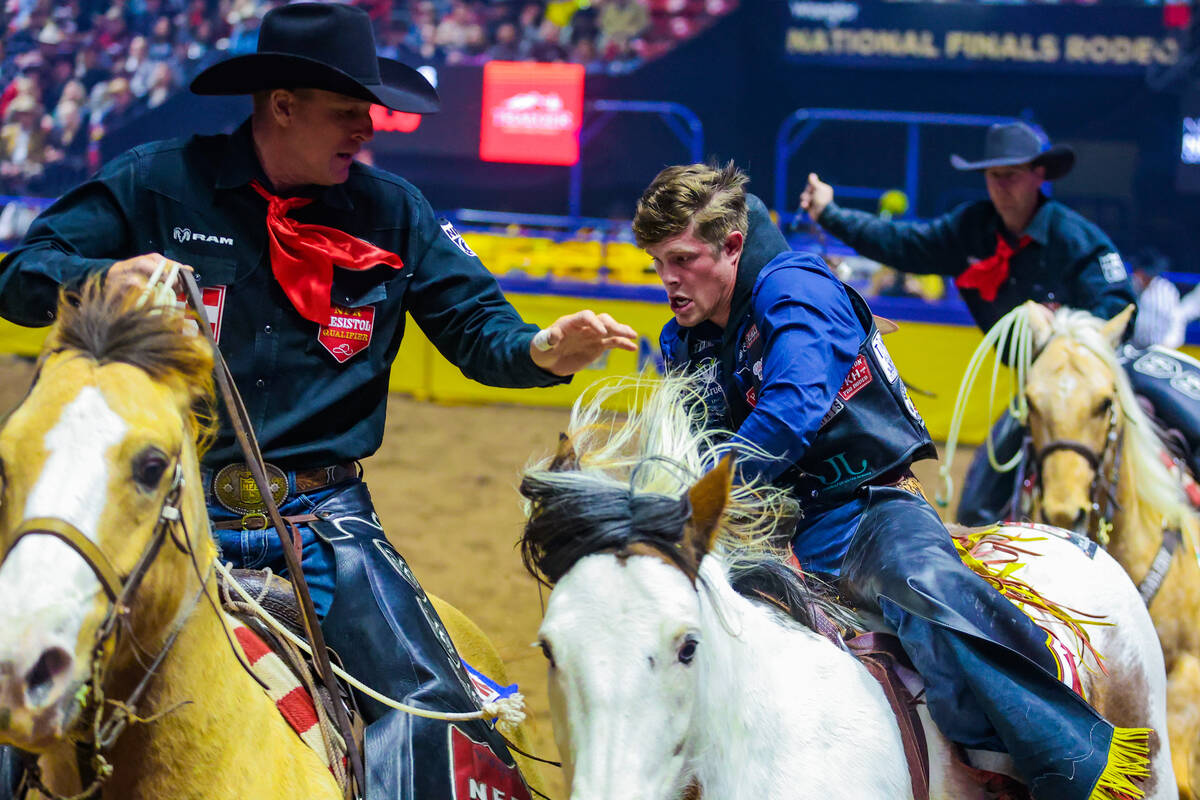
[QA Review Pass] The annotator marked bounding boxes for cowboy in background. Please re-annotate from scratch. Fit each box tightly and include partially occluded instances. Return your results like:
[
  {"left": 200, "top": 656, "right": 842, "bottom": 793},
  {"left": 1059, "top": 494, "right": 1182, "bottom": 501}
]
[
  {"left": 0, "top": 3, "right": 636, "bottom": 798},
  {"left": 800, "top": 122, "right": 1137, "bottom": 525}
]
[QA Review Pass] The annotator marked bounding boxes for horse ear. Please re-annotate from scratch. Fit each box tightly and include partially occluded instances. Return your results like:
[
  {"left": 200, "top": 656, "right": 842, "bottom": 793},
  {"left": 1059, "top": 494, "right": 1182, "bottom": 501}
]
[
  {"left": 1101, "top": 304, "right": 1135, "bottom": 349},
  {"left": 1025, "top": 301, "right": 1054, "bottom": 349},
  {"left": 549, "top": 433, "right": 579, "bottom": 472},
  {"left": 684, "top": 454, "right": 734, "bottom": 560}
]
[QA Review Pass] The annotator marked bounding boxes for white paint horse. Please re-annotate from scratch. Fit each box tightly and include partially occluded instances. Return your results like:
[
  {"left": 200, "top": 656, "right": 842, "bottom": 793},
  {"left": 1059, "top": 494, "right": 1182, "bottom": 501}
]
[{"left": 520, "top": 375, "right": 1175, "bottom": 800}]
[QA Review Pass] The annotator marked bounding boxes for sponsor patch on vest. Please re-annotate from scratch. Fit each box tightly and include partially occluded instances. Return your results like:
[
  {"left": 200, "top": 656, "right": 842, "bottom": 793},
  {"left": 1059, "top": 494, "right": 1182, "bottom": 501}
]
[
  {"left": 449, "top": 726, "right": 532, "bottom": 800},
  {"left": 440, "top": 219, "right": 477, "bottom": 257},
  {"left": 743, "top": 323, "right": 759, "bottom": 348},
  {"left": 819, "top": 397, "right": 845, "bottom": 428},
  {"left": 870, "top": 334, "right": 899, "bottom": 384},
  {"left": 745, "top": 385, "right": 757, "bottom": 408},
  {"left": 837, "top": 355, "right": 873, "bottom": 401},
  {"left": 319, "top": 304, "right": 375, "bottom": 363},
  {"left": 1099, "top": 252, "right": 1125, "bottom": 284},
  {"left": 202, "top": 285, "right": 225, "bottom": 343},
  {"left": 901, "top": 386, "right": 924, "bottom": 424}
]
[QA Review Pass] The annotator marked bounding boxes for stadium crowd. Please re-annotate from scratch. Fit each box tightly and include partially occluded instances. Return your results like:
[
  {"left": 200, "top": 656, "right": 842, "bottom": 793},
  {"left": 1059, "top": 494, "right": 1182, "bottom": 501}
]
[{"left": 0, "top": 0, "right": 732, "bottom": 199}]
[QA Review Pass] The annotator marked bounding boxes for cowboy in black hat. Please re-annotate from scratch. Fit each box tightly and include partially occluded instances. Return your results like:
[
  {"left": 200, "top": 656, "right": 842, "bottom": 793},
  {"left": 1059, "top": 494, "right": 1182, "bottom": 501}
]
[
  {"left": 0, "top": 3, "right": 634, "bottom": 798},
  {"left": 798, "top": 120, "right": 1135, "bottom": 525}
]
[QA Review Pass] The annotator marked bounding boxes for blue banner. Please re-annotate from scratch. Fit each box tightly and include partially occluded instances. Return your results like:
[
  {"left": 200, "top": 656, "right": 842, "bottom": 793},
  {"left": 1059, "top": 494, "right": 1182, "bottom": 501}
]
[{"left": 781, "top": 1, "right": 1181, "bottom": 73}]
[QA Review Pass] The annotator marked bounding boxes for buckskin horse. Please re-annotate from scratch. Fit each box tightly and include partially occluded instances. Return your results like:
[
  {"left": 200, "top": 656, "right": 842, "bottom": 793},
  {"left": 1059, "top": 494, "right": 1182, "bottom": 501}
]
[
  {"left": 0, "top": 282, "right": 544, "bottom": 799},
  {"left": 1019, "top": 302, "right": 1200, "bottom": 799},
  {"left": 519, "top": 374, "right": 1175, "bottom": 800}
]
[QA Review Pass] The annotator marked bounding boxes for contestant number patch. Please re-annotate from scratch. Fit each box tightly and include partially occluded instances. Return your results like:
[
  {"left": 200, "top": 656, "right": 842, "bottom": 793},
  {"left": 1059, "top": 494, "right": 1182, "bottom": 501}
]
[
  {"left": 319, "top": 304, "right": 375, "bottom": 363},
  {"left": 440, "top": 219, "right": 477, "bottom": 257},
  {"left": 1099, "top": 252, "right": 1125, "bottom": 284}
]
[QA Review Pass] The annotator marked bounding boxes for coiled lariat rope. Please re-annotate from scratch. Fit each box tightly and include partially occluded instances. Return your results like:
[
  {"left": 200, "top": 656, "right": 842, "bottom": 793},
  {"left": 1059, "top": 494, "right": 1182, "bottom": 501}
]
[{"left": 938, "top": 304, "right": 1037, "bottom": 507}]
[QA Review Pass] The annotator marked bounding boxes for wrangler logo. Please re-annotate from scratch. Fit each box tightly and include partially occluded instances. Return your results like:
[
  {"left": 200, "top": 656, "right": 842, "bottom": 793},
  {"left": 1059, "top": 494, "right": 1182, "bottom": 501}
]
[{"left": 172, "top": 226, "right": 234, "bottom": 246}]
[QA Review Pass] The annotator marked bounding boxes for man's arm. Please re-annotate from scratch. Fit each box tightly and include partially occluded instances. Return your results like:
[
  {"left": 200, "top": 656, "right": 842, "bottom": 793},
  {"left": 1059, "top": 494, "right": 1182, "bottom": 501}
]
[
  {"left": 1064, "top": 245, "right": 1137, "bottom": 325},
  {"left": 734, "top": 261, "right": 862, "bottom": 484},
  {"left": 0, "top": 152, "right": 141, "bottom": 325},
  {"left": 800, "top": 172, "right": 972, "bottom": 277},
  {"left": 405, "top": 203, "right": 633, "bottom": 387}
]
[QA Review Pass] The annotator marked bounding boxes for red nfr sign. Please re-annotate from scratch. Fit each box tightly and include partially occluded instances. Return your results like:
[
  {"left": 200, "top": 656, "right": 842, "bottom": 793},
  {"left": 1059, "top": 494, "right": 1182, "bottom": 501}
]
[{"left": 479, "top": 61, "right": 585, "bottom": 166}]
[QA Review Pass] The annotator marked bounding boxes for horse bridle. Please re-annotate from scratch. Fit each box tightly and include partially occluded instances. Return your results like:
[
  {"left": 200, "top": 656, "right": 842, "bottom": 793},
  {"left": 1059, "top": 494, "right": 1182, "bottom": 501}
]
[
  {"left": 1031, "top": 402, "right": 1123, "bottom": 547},
  {"left": 2, "top": 460, "right": 208, "bottom": 799}
]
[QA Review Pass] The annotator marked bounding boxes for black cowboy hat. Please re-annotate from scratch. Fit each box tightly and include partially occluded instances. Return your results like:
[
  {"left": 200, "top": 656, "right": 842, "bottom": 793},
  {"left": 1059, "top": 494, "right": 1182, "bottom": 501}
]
[
  {"left": 190, "top": 2, "right": 439, "bottom": 114},
  {"left": 950, "top": 122, "right": 1075, "bottom": 180}
]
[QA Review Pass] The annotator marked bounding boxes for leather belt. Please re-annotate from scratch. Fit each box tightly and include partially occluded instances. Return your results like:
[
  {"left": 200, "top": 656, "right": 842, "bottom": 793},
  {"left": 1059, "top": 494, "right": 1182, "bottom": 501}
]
[{"left": 208, "top": 461, "right": 358, "bottom": 516}]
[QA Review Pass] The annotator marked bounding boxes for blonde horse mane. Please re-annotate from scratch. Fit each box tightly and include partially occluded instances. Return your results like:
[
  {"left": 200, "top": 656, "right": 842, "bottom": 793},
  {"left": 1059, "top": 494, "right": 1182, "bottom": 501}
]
[
  {"left": 42, "top": 277, "right": 217, "bottom": 454},
  {"left": 942, "top": 302, "right": 1194, "bottom": 535},
  {"left": 523, "top": 370, "right": 799, "bottom": 553},
  {"left": 1044, "top": 307, "right": 1194, "bottom": 534}
]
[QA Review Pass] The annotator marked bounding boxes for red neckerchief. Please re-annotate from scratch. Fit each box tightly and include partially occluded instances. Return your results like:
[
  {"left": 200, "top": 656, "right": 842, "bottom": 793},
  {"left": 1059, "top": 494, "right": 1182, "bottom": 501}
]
[
  {"left": 251, "top": 180, "right": 404, "bottom": 325},
  {"left": 954, "top": 232, "right": 1033, "bottom": 302}
]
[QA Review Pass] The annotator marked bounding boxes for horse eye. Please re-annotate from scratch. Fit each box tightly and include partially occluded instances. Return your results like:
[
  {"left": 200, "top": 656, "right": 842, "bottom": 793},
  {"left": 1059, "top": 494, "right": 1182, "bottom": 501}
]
[
  {"left": 1096, "top": 397, "right": 1112, "bottom": 417},
  {"left": 677, "top": 635, "right": 699, "bottom": 665},
  {"left": 539, "top": 639, "right": 556, "bottom": 669},
  {"left": 133, "top": 449, "right": 169, "bottom": 490}
]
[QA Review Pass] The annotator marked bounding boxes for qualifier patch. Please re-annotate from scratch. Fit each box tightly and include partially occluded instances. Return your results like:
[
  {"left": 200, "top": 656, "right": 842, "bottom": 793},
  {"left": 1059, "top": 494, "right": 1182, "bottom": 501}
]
[
  {"left": 319, "top": 304, "right": 375, "bottom": 363},
  {"left": 449, "top": 726, "right": 531, "bottom": 800},
  {"left": 837, "top": 355, "right": 873, "bottom": 401}
]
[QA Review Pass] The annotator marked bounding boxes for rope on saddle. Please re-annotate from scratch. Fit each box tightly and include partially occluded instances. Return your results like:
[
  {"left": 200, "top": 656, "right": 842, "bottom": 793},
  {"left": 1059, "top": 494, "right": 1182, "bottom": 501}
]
[
  {"left": 214, "top": 559, "right": 528, "bottom": 733},
  {"left": 938, "top": 305, "right": 1037, "bottom": 507}
]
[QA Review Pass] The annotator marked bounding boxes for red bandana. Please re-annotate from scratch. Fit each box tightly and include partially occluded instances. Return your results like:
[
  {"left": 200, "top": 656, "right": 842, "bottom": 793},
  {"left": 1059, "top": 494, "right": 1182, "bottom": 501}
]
[
  {"left": 251, "top": 181, "right": 404, "bottom": 325},
  {"left": 954, "top": 232, "right": 1032, "bottom": 302}
]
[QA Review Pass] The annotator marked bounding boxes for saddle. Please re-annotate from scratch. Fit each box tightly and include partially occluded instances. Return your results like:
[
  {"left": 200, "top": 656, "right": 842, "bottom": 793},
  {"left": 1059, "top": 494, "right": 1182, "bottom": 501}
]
[
  {"left": 218, "top": 568, "right": 363, "bottom": 797},
  {"left": 840, "top": 629, "right": 1031, "bottom": 800}
]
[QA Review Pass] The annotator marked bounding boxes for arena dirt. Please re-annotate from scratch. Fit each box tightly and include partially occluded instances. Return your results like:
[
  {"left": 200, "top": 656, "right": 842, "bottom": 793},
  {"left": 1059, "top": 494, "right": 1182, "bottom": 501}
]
[{"left": 0, "top": 355, "right": 973, "bottom": 796}]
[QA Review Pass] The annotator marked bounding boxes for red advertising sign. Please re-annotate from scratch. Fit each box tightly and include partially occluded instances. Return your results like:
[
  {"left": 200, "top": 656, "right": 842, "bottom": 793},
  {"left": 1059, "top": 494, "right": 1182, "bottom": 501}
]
[
  {"left": 371, "top": 106, "right": 422, "bottom": 133},
  {"left": 479, "top": 61, "right": 585, "bottom": 166}
]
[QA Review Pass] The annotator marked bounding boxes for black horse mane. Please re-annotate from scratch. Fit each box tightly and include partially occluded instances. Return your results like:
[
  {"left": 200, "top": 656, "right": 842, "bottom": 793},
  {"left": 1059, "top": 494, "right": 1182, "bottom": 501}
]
[{"left": 519, "top": 471, "right": 852, "bottom": 634}]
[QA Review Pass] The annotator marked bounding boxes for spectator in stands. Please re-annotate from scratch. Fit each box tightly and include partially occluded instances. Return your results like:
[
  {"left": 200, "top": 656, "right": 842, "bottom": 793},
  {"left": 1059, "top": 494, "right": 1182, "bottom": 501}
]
[
  {"left": 40, "top": 97, "right": 91, "bottom": 191},
  {"left": 486, "top": 21, "right": 525, "bottom": 60},
  {"left": 0, "top": 94, "right": 48, "bottom": 191},
  {"left": 599, "top": 0, "right": 648, "bottom": 59},
  {"left": 73, "top": 44, "right": 110, "bottom": 92},
  {"left": 528, "top": 18, "right": 570, "bottom": 61},
  {"left": 144, "top": 60, "right": 176, "bottom": 109},
  {"left": 94, "top": 75, "right": 140, "bottom": 136},
  {"left": 570, "top": 35, "right": 604, "bottom": 70}
]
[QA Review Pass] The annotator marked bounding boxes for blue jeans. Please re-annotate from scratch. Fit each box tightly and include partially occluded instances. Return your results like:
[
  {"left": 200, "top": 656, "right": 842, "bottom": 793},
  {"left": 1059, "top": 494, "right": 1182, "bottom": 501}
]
[{"left": 206, "top": 479, "right": 348, "bottom": 618}]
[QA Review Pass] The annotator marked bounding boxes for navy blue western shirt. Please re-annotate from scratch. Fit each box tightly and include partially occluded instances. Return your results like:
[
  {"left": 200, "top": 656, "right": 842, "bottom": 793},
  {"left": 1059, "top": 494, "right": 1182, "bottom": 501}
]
[
  {"left": 0, "top": 120, "right": 566, "bottom": 469},
  {"left": 818, "top": 197, "right": 1136, "bottom": 332}
]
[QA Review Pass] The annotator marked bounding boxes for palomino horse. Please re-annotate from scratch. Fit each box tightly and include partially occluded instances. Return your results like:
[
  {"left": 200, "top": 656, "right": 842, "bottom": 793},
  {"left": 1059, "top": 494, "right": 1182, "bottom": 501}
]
[
  {"left": 0, "top": 283, "right": 544, "bottom": 799},
  {"left": 1020, "top": 302, "right": 1200, "bottom": 798},
  {"left": 520, "top": 375, "right": 1175, "bottom": 800}
]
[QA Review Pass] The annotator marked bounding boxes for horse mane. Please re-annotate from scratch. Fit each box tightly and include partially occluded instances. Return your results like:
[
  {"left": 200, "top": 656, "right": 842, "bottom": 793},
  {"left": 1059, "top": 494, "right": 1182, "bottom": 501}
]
[
  {"left": 1047, "top": 307, "right": 1194, "bottom": 532},
  {"left": 41, "top": 277, "right": 217, "bottom": 454},
  {"left": 520, "top": 372, "right": 855, "bottom": 632}
]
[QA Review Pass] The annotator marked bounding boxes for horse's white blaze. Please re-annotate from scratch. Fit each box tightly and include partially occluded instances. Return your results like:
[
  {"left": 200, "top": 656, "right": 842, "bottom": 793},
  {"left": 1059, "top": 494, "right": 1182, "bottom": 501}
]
[
  {"left": 545, "top": 553, "right": 915, "bottom": 800},
  {"left": 543, "top": 554, "right": 699, "bottom": 800},
  {"left": 0, "top": 387, "right": 127, "bottom": 663}
]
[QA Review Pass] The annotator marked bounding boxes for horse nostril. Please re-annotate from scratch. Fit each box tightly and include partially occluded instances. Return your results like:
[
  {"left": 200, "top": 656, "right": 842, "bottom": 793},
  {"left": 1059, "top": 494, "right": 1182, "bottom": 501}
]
[{"left": 24, "top": 647, "right": 71, "bottom": 708}]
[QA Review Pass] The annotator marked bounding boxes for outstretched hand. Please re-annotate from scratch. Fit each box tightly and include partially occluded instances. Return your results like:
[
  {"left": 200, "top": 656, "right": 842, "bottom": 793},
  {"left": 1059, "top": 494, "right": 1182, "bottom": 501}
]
[
  {"left": 107, "top": 253, "right": 192, "bottom": 299},
  {"left": 798, "top": 172, "right": 834, "bottom": 222},
  {"left": 530, "top": 310, "right": 638, "bottom": 376}
]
